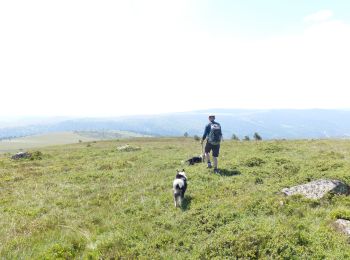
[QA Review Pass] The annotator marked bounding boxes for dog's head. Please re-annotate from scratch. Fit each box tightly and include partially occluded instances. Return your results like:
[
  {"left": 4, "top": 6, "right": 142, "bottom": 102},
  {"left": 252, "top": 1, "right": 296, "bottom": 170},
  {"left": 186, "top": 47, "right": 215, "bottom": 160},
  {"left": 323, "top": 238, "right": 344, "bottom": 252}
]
[{"left": 176, "top": 169, "right": 187, "bottom": 180}]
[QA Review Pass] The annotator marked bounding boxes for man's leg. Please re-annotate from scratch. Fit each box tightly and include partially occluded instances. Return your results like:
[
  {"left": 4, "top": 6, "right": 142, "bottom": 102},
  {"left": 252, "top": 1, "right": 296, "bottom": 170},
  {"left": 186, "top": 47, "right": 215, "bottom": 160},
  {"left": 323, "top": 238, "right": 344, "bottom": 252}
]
[
  {"left": 205, "top": 152, "right": 210, "bottom": 162},
  {"left": 204, "top": 143, "right": 212, "bottom": 168},
  {"left": 212, "top": 145, "right": 220, "bottom": 173},
  {"left": 213, "top": 156, "right": 218, "bottom": 169},
  {"left": 205, "top": 152, "right": 211, "bottom": 168}
]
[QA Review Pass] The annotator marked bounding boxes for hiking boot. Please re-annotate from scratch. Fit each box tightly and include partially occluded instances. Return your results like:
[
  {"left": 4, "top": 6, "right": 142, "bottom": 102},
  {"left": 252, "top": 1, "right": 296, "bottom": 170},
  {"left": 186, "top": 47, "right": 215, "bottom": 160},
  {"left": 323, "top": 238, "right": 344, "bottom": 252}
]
[
  {"left": 207, "top": 162, "right": 212, "bottom": 168},
  {"left": 214, "top": 168, "right": 220, "bottom": 175}
]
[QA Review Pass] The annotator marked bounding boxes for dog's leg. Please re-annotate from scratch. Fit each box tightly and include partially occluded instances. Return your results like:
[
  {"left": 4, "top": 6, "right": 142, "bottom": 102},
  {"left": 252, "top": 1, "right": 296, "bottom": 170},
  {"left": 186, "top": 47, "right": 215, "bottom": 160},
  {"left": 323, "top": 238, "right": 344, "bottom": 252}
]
[
  {"left": 180, "top": 193, "right": 185, "bottom": 207},
  {"left": 174, "top": 195, "right": 178, "bottom": 207}
]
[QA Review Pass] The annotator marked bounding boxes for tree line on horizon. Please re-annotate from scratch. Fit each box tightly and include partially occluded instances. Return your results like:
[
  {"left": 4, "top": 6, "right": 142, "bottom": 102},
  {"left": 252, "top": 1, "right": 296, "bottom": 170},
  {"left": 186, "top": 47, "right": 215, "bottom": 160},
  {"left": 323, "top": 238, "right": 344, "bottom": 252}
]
[{"left": 183, "top": 132, "right": 262, "bottom": 141}]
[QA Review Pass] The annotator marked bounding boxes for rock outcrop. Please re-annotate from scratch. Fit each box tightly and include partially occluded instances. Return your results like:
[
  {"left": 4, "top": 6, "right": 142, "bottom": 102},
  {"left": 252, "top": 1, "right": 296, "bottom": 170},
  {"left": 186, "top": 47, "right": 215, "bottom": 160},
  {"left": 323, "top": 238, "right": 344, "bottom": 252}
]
[
  {"left": 117, "top": 145, "right": 141, "bottom": 152},
  {"left": 282, "top": 179, "right": 350, "bottom": 199},
  {"left": 11, "top": 152, "right": 31, "bottom": 160},
  {"left": 334, "top": 219, "right": 350, "bottom": 237}
]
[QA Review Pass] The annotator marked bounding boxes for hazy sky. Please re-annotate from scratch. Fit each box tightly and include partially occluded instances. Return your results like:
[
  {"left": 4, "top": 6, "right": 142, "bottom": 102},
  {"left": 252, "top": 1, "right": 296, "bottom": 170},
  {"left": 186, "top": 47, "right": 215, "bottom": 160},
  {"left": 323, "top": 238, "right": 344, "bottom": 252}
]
[{"left": 1, "top": 0, "right": 350, "bottom": 117}]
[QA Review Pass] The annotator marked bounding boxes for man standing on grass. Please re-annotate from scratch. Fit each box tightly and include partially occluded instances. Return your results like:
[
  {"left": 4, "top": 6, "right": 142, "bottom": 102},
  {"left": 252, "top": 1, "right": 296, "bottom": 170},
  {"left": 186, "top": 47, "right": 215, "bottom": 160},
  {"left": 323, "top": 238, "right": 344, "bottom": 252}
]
[{"left": 200, "top": 114, "right": 223, "bottom": 174}]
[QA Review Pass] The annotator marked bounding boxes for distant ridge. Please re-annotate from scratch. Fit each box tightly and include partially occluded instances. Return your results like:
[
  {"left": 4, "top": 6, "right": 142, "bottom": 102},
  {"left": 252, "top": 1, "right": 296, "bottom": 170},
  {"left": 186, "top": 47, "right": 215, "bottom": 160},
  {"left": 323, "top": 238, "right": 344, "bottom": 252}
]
[{"left": 1, "top": 109, "right": 350, "bottom": 140}]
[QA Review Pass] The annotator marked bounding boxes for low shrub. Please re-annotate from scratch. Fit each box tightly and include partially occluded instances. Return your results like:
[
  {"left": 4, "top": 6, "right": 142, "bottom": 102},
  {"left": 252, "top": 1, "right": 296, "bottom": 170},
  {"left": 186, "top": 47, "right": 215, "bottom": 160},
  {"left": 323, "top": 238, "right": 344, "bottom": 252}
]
[{"left": 244, "top": 157, "right": 266, "bottom": 167}]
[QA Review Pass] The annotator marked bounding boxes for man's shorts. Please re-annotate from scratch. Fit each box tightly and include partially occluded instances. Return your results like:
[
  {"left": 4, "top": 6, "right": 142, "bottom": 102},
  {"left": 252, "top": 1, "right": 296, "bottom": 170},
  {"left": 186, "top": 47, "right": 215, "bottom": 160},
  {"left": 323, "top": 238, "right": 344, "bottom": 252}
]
[{"left": 205, "top": 142, "right": 220, "bottom": 157}]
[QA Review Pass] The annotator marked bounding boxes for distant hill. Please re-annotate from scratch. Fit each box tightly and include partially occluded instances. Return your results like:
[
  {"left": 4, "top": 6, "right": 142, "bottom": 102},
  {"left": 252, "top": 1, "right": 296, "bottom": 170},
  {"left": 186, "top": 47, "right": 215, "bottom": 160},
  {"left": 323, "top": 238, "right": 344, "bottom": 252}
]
[{"left": 1, "top": 109, "right": 350, "bottom": 140}]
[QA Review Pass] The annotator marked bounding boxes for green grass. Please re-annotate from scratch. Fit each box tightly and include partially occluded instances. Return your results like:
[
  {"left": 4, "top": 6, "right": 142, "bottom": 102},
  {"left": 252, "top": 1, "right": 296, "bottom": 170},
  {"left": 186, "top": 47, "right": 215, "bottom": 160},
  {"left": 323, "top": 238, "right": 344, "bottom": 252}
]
[{"left": 1, "top": 138, "right": 350, "bottom": 258}]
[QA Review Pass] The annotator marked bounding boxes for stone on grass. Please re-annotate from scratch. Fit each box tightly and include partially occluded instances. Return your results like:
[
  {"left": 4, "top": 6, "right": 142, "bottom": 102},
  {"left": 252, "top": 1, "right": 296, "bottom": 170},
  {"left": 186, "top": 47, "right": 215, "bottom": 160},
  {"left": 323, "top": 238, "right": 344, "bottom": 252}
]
[
  {"left": 334, "top": 219, "right": 350, "bottom": 237},
  {"left": 11, "top": 152, "right": 31, "bottom": 160},
  {"left": 281, "top": 179, "right": 350, "bottom": 199},
  {"left": 117, "top": 144, "right": 141, "bottom": 152}
]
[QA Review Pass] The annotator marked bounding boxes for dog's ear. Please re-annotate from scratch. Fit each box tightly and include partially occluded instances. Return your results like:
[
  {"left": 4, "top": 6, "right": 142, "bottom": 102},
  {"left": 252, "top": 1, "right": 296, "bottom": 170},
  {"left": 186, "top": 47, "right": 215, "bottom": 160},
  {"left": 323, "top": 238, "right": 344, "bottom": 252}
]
[
  {"left": 182, "top": 169, "right": 185, "bottom": 172},
  {"left": 176, "top": 169, "right": 179, "bottom": 173}
]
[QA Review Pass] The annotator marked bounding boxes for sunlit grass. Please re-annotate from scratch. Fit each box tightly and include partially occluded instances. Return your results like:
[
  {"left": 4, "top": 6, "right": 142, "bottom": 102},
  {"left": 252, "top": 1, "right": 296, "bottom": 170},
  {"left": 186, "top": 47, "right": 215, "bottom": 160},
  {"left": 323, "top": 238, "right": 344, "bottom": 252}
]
[{"left": 1, "top": 138, "right": 350, "bottom": 258}]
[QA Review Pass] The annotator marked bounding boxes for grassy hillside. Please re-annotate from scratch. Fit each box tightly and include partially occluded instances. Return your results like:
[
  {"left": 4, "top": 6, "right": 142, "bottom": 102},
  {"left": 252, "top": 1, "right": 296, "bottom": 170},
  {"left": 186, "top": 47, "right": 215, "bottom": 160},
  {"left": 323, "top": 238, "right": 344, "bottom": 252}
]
[
  {"left": 1, "top": 138, "right": 350, "bottom": 258},
  {"left": 0, "top": 131, "right": 149, "bottom": 153}
]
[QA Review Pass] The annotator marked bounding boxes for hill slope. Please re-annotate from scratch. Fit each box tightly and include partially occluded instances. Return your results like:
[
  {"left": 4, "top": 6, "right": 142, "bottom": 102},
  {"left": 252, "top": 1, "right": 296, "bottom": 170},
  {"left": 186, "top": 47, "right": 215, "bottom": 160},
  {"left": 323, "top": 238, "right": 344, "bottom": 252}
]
[{"left": 1, "top": 138, "right": 350, "bottom": 258}]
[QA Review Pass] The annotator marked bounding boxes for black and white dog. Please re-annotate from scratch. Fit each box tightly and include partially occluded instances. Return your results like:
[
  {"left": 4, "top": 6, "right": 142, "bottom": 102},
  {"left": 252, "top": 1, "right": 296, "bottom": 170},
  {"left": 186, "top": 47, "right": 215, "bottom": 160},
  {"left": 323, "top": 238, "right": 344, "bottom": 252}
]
[
  {"left": 173, "top": 169, "right": 187, "bottom": 207},
  {"left": 186, "top": 155, "right": 203, "bottom": 165}
]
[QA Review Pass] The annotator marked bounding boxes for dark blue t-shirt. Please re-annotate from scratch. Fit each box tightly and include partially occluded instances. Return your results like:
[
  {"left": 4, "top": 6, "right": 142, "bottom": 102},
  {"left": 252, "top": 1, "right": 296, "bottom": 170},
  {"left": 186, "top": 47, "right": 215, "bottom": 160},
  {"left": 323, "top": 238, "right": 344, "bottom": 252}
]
[{"left": 202, "top": 121, "right": 222, "bottom": 144}]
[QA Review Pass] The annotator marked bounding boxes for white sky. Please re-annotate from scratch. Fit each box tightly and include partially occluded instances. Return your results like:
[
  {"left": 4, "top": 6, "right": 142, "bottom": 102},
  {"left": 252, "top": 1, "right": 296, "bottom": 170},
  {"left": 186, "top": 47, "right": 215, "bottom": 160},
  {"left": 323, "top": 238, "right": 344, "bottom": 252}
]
[{"left": 1, "top": 1, "right": 350, "bottom": 117}]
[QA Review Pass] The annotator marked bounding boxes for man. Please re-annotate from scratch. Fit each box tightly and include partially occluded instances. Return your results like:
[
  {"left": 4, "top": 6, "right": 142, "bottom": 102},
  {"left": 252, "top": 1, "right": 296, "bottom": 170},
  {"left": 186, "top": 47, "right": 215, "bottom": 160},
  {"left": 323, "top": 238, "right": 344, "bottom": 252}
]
[{"left": 201, "top": 114, "right": 223, "bottom": 174}]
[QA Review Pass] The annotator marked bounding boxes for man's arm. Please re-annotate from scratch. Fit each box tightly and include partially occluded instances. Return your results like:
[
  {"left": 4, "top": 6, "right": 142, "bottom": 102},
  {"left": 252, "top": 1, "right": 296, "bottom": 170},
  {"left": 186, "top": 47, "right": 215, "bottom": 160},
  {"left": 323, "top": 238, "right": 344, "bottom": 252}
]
[{"left": 202, "top": 124, "right": 210, "bottom": 141}]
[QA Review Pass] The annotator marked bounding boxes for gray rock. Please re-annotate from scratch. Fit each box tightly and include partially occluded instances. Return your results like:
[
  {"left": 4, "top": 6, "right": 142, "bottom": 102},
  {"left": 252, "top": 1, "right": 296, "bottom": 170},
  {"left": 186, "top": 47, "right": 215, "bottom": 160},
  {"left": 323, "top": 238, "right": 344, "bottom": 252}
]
[
  {"left": 281, "top": 179, "right": 350, "bottom": 199},
  {"left": 117, "top": 144, "right": 141, "bottom": 152},
  {"left": 11, "top": 151, "right": 32, "bottom": 160},
  {"left": 334, "top": 219, "right": 350, "bottom": 237}
]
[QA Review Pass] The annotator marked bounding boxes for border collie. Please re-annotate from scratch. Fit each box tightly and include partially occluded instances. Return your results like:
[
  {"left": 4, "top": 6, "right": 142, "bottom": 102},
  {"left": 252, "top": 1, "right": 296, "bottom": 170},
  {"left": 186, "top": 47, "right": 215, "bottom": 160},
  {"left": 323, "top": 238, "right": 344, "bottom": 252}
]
[
  {"left": 186, "top": 155, "right": 203, "bottom": 165},
  {"left": 173, "top": 169, "right": 187, "bottom": 207}
]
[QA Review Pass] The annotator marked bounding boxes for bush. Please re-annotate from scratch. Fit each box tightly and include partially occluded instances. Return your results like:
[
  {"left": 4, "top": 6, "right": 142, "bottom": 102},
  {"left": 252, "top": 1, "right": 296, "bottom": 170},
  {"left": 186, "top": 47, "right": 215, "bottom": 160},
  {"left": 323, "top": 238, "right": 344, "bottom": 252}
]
[
  {"left": 244, "top": 157, "right": 266, "bottom": 167},
  {"left": 30, "top": 151, "right": 43, "bottom": 160},
  {"left": 231, "top": 134, "right": 240, "bottom": 141},
  {"left": 253, "top": 132, "right": 262, "bottom": 141}
]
